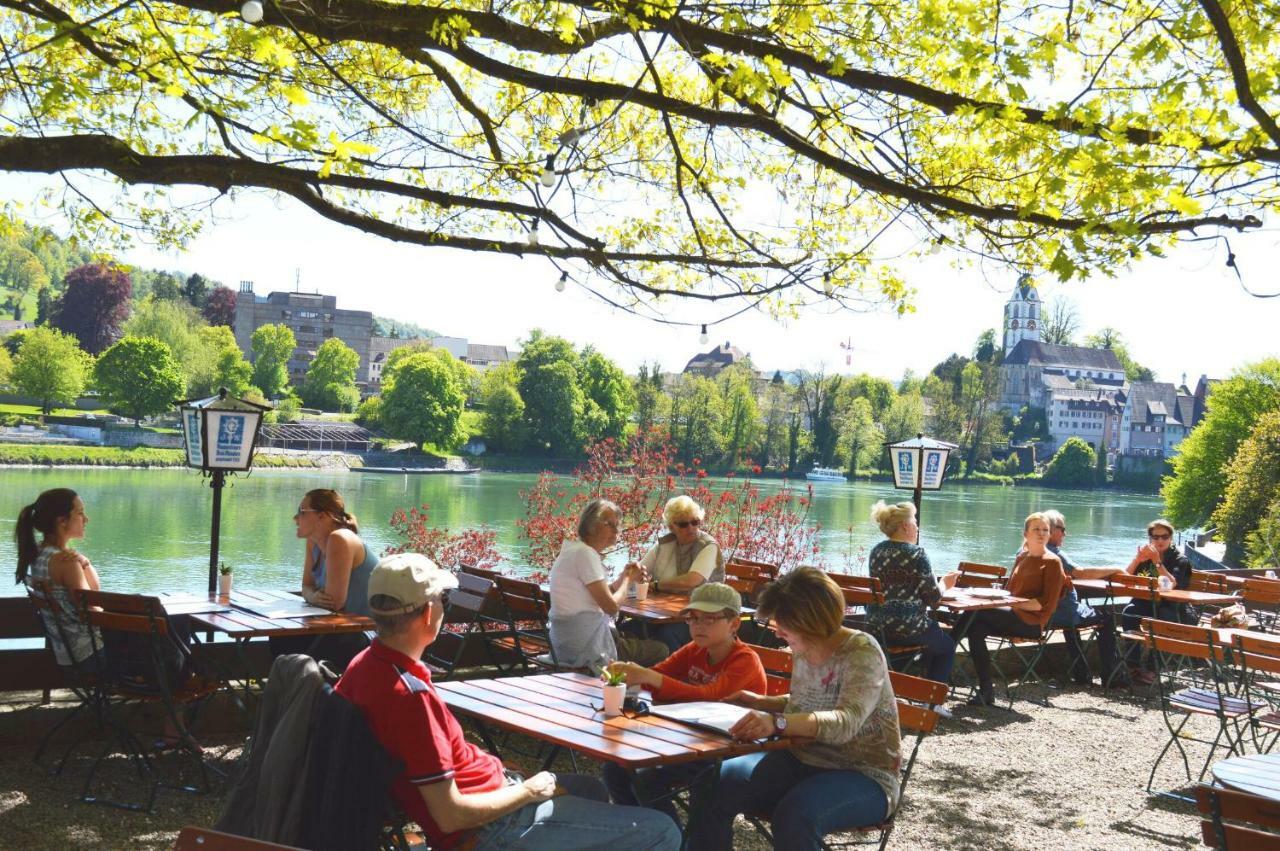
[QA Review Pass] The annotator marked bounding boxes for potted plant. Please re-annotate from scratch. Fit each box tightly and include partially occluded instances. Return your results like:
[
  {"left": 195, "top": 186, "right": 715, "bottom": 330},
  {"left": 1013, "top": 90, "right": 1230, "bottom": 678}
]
[
  {"left": 601, "top": 668, "right": 626, "bottom": 717},
  {"left": 218, "top": 561, "right": 233, "bottom": 596}
]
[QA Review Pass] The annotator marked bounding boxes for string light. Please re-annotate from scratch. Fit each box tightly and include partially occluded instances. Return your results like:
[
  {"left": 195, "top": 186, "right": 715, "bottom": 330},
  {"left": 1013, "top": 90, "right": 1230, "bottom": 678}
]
[
  {"left": 929, "top": 235, "right": 947, "bottom": 255},
  {"left": 555, "top": 271, "right": 567, "bottom": 292},
  {"left": 822, "top": 272, "right": 833, "bottom": 296},
  {"left": 527, "top": 219, "right": 539, "bottom": 247},
  {"left": 240, "top": 0, "right": 263, "bottom": 23},
  {"left": 699, "top": 324, "right": 709, "bottom": 345},
  {"left": 540, "top": 155, "right": 556, "bottom": 188}
]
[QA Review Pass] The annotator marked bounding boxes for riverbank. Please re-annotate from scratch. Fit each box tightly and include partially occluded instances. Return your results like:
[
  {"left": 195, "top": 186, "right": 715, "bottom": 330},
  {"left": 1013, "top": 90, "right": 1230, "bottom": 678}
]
[{"left": 0, "top": 443, "right": 358, "bottom": 468}]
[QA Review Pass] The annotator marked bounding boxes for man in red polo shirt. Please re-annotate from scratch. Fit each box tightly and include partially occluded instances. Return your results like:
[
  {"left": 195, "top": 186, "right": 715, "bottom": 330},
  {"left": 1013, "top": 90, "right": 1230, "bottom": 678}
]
[{"left": 337, "top": 553, "right": 680, "bottom": 851}]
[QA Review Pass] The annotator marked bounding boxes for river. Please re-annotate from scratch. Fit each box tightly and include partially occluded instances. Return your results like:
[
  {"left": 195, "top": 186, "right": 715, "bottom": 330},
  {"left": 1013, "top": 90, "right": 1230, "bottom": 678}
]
[{"left": 0, "top": 467, "right": 1166, "bottom": 596}]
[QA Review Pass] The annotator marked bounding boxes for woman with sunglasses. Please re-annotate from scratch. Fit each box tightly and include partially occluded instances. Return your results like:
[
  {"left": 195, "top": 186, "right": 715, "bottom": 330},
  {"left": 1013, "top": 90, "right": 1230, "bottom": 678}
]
[
  {"left": 1120, "top": 519, "right": 1193, "bottom": 685},
  {"left": 274, "top": 488, "right": 380, "bottom": 668},
  {"left": 631, "top": 496, "right": 726, "bottom": 651}
]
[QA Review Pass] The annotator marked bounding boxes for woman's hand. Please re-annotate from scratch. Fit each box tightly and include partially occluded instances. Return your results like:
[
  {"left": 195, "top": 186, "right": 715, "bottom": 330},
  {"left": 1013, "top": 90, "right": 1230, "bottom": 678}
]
[
  {"left": 1013, "top": 599, "right": 1042, "bottom": 612},
  {"left": 730, "top": 710, "right": 777, "bottom": 741},
  {"left": 724, "top": 689, "right": 767, "bottom": 710},
  {"left": 938, "top": 571, "right": 959, "bottom": 591},
  {"left": 300, "top": 586, "right": 320, "bottom": 605},
  {"left": 606, "top": 661, "right": 659, "bottom": 689},
  {"left": 312, "top": 590, "right": 340, "bottom": 610}
]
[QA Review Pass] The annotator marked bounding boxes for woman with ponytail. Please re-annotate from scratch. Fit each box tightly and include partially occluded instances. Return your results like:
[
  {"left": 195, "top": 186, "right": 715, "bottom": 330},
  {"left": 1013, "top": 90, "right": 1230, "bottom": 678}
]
[
  {"left": 15, "top": 488, "right": 102, "bottom": 667},
  {"left": 294, "top": 488, "right": 377, "bottom": 617}
]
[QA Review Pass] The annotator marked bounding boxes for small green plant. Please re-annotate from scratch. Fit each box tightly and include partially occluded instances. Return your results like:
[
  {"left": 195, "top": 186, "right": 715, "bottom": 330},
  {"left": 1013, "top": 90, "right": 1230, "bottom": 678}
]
[
  {"left": 219, "top": 561, "right": 233, "bottom": 576},
  {"left": 601, "top": 668, "right": 626, "bottom": 687}
]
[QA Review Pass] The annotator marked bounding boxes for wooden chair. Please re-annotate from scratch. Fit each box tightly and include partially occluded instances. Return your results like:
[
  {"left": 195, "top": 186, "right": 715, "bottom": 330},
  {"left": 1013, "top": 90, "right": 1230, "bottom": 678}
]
[
  {"left": 1191, "top": 571, "right": 1234, "bottom": 594},
  {"left": 727, "top": 557, "right": 780, "bottom": 581},
  {"left": 491, "top": 575, "right": 561, "bottom": 672},
  {"left": 724, "top": 561, "right": 767, "bottom": 601},
  {"left": 1195, "top": 784, "right": 1280, "bottom": 850},
  {"left": 424, "top": 572, "right": 497, "bottom": 679},
  {"left": 745, "top": 643, "right": 793, "bottom": 696},
  {"left": 459, "top": 563, "right": 504, "bottom": 584},
  {"left": 78, "top": 590, "right": 222, "bottom": 811},
  {"left": 954, "top": 562, "right": 1006, "bottom": 589},
  {"left": 747, "top": 669, "right": 948, "bottom": 851},
  {"left": 24, "top": 580, "right": 110, "bottom": 772},
  {"left": 1232, "top": 632, "right": 1280, "bottom": 753},
  {"left": 174, "top": 826, "right": 306, "bottom": 849},
  {"left": 1144, "top": 619, "right": 1259, "bottom": 802},
  {"left": 1243, "top": 579, "right": 1280, "bottom": 634},
  {"left": 833, "top": 584, "right": 928, "bottom": 679}
]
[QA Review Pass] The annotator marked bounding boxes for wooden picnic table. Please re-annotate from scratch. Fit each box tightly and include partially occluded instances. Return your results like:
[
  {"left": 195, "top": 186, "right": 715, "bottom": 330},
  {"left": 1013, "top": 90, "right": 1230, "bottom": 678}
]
[
  {"left": 617, "top": 591, "right": 756, "bottom": 625},
  {"left": 1211, "top": 753, "right": 1280, "bottom": 802},
  {"left": 181, "top": 589, "right": 374, "bottom": 639},
  {"left": 436, "top": 671, "right": 794, "bottom": 770},
  {"left": 936, "top": 590, "right": 1031, "bottom": 614},
  {"left": 1070, "top": 578, "right": 1238, "bottom": 607}
]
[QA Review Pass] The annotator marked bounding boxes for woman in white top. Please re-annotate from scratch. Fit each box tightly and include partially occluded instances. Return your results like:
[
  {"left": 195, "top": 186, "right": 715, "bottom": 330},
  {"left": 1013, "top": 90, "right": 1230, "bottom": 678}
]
[{"left": 548, "top": 499, "right": 669, "bottom": 670}]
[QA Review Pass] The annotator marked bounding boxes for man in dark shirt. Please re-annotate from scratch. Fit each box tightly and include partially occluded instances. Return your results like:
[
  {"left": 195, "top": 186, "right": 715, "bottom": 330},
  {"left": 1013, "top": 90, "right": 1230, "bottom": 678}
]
[{"left": 336, "top": 553, "right": 680, "bottom": 850}]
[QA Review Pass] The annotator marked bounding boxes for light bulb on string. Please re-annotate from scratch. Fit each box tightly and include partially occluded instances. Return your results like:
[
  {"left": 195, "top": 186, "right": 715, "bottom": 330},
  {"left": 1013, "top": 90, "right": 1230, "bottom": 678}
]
[
  {"left": 540, "top": 155, "right": 556, "bottom": 188},
  {"left": 929, "top": 235, "right": 946, "bottom": 255},
  {"left": 240, "top": 0, "right": 264, "bottom": 23},
  {"left": 555, "top": 271, "right": 567, "bottom": 293},
  {"left": 822, "top": 272, "right": 833, "bottom": 296},
  {"left": 698, "top": 324, "right": 709, "bottom": 345},
  {"left": 527, "top": 220, "right": 540, "bottom": 247}
]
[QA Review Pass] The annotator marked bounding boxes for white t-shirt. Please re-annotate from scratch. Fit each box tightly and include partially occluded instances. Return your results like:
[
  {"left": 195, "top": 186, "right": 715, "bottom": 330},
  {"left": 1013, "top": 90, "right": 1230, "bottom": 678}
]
[{"left": 549, "top": 539, "right": 609, "bottom": 618}]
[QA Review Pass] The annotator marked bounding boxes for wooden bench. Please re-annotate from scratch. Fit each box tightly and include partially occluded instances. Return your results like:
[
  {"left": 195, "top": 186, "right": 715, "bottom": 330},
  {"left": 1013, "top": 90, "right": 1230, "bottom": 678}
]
[{"left": 0, "top": 594, "right": 62, "bottom": 693}]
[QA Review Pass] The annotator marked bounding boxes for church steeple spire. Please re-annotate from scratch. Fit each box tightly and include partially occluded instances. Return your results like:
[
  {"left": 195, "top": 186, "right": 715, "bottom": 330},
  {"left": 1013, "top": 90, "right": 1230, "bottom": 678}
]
[{"left": 1003, "top": 272, "right": 1042, "bottom": 352}]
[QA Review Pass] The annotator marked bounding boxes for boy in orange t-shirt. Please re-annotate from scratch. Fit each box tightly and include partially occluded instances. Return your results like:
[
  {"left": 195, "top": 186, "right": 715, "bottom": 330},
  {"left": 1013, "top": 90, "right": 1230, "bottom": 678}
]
[{"left": 603, "top": 581, "right": 766, "bottom": 823}]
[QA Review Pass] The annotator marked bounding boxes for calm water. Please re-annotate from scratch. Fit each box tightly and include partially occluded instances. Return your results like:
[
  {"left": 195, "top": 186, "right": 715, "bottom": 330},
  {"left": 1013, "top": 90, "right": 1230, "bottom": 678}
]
[{"left": 0, "top": 468, "right": 1166, "bottom": 596}]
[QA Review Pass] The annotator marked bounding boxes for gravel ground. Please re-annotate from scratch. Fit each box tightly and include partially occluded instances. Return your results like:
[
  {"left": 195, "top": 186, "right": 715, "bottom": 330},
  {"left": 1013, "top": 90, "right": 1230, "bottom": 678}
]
[{"left": 0, "top": 683, "right": 1209, "bottom": 850}]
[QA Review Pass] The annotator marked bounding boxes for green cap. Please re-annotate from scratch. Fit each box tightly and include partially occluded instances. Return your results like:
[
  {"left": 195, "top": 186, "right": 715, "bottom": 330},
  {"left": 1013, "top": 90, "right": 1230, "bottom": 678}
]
[{"left": 681, "top": 581, "right": 741, "bottom": 615}]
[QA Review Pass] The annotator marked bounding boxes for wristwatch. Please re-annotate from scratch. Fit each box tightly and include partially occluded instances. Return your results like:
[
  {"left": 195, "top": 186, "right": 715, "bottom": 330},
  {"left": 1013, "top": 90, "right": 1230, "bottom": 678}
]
[{"left": 772, "top": 713, "right": 788, "bottom": 734}]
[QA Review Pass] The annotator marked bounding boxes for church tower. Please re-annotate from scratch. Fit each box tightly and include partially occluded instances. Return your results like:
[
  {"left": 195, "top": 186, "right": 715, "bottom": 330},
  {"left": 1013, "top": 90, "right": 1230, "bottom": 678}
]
[{"left": 1002, "top": 272, "right": 1042, "bottom": 352}]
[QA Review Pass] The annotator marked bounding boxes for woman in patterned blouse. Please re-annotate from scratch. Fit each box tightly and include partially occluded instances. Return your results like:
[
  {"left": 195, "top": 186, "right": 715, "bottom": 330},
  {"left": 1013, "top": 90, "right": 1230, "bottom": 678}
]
[
  {"left": 688, "top": 568, "right": 902, "bottom": 851},
  {"left": 866, "top": 500, "right": 958, "bottom": 689}
]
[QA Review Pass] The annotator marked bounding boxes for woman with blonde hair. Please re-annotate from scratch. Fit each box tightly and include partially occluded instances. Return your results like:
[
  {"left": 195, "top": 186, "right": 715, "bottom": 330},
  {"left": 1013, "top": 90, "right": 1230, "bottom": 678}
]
[
  {"left": 865, "top": 500, "right": 957, "bottom": 693},
  {"left": 688, "top": 567, "right": 901, "bottom": 851},
  {"left": 960, "top": 512, "right": 1066, "bottom": 706},
  {"left": 627, "top": 495, "right": 725, "bottom": 651}
]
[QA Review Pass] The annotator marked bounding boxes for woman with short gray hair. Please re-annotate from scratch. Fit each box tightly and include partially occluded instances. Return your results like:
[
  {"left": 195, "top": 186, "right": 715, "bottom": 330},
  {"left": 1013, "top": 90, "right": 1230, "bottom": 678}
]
[{"left": 548, "top": 499, "right": 668, "bottom": 670}]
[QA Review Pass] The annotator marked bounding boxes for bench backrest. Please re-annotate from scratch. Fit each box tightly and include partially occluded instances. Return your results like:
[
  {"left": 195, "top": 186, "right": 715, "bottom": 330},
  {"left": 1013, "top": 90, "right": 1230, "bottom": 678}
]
[{"left": 955, "top": 562, "right": 1006, "bottom": 589}]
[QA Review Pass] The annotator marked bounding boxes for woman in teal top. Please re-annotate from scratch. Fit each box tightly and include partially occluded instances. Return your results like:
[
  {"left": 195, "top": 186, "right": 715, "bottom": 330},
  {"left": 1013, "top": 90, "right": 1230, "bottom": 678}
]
[
  {"left": 271, "top": 488, "right": 378, "bottom": 668},
  {"left": 296, "top": 488, "right": 377, "bottom": 617}
]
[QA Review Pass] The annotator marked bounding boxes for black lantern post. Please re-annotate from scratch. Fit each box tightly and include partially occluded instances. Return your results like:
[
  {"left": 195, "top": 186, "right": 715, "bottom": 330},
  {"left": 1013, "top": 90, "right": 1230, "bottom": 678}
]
[
  {"left": 885, "top": 433, "right": 958, "bottom": 536},
  {"left": 178, "top": 389, "right": 269, "bottom": 594}
]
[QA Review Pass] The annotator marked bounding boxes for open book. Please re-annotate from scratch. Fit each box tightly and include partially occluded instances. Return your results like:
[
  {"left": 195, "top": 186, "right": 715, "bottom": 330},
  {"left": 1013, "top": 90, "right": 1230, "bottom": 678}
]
[{"left": 649, "top": 701, "right": 756, "bottom": 738}]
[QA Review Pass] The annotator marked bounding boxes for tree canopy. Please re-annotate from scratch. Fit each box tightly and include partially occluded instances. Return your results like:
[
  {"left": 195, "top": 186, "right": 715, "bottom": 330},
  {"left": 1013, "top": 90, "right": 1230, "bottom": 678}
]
[
  {"left": 11, "top": 326, "right": 90, "bottom": 414},
  {"left": 94, "top": 336, "right": 186, "bottom": 424},
  {"left": 1, "top": 0, "right": 1276, "bottom": 314},
  {"left": 380, "top": 351, "right": 468, "bottom": 449},
  {"left": 250, "top": 322, "right": 297, "bottom": 398},
  {"left": 301, "top": 337, "right": 361, "bottom": 411},
  {"left": 53, "top": 263, "right": 132, "bottom": 355}
]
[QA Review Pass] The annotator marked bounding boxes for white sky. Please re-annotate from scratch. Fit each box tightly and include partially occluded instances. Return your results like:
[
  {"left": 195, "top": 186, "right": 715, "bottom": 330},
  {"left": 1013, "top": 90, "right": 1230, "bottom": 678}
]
[{"left": 5, "top": 174, "right": 1276, "bottom": 383}]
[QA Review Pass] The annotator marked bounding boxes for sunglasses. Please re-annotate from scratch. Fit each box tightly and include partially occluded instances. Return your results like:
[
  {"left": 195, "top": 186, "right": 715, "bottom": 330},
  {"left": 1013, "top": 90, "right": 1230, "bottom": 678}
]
[
  {"left": 674, "top": 519, "right": 702, "bottom": 529},
  {"left": 1148, "top": 533, "right": 1172, "bottom": 541},
  {"left": 294, "top": 507, "right": 319, "bottom": 518}
]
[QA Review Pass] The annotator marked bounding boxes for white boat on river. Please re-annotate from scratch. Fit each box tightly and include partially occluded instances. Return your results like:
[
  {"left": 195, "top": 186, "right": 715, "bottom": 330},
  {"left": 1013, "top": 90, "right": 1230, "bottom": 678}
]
[{"left": 805, "top": 466, "right": 847, "bottom": 483}]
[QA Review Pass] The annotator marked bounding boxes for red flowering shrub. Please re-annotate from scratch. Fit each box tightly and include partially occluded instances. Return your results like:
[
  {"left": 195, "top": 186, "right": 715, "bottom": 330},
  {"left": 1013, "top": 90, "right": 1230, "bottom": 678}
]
[
  {"left": 518, "top": 431, "right": 824, "bottom": 570},
  {"left": 384, "top": 504, "right": 502, "bottom": 573}
]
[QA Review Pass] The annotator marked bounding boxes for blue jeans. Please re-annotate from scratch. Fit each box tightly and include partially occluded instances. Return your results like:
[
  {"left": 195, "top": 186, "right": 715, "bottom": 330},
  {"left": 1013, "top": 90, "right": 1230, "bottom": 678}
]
[
  {"left": 473, "top": 774, "right": 680, "bottom": 850},
  {"left": 687, "top": 751, "right": 889, "bottom": 851},
  {"left": 602, "top": 759, "right": 713, "bottom": 824},
  {"left": 889, "top": 620, "right": 955, "bottom": 686}
]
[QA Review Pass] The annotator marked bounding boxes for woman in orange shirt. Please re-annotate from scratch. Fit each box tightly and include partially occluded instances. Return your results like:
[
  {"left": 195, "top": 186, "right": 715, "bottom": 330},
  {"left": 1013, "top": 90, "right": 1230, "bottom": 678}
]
[
  {"left": 603, "top": 582, "right": 766, "bottom": 824},
  {"left": 961, "top": 512, "right": 1066, "bottom": 706}
]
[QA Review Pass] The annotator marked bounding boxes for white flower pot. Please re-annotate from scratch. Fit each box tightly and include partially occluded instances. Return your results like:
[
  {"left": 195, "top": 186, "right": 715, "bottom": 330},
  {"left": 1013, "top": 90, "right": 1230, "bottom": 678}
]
[
  {"left": 219, "top": 574, "right": 233, "bottom": 596},
  {"left": 633, "top": 581, "right": 649, "bottom": 601},
  {"left": 602, "top": 683, "right": 625, "bottom": 717}
]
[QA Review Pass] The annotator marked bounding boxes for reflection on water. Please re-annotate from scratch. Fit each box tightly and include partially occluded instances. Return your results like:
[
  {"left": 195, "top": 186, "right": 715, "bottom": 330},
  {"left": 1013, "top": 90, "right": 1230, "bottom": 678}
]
[{"left": 0, "top": 467, "right": 1164, "bottom": 596}]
